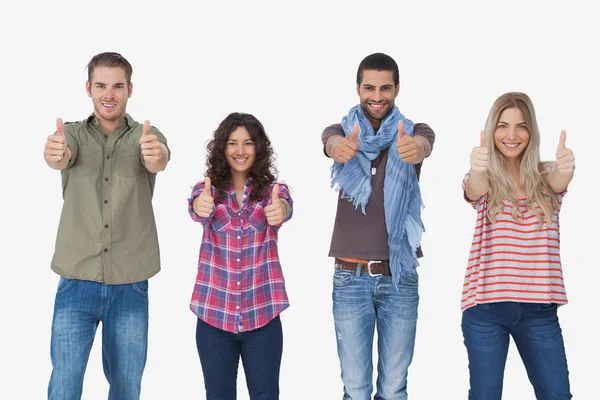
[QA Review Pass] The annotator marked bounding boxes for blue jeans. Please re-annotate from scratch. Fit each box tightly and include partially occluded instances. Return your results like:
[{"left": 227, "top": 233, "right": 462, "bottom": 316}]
[
  {"left": 462, "top": 302, "right": 572, "bottom": 400},
  {"left": 48, "top": 277, "right": 149, "bottom": 400},
  {"left": 332, "top": 264, "right": 419, "bottom": 400},
  {"left": 196, "top": 316, "right": 283, "bottom": 400}
]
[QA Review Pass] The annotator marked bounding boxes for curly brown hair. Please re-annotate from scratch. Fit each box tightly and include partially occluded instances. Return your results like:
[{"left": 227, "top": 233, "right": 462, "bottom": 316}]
[{"left": 206, "top": 112, "right": 277, "bottom": 202}]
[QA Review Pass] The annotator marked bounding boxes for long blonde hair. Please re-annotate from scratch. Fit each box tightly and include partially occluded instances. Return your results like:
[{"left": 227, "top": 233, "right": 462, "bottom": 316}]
[{"left": 483, "top": 92, "right": 557, "bottom": 225}]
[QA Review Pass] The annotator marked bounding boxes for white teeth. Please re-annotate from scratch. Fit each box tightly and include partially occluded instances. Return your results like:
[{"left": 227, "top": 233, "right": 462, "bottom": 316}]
[{"left": 504, "top": 143, "right": 519, "bottom": 148}]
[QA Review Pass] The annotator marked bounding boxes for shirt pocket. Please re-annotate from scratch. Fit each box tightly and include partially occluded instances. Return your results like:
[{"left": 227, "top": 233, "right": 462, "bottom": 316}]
[
  {"left": 115, "top": 146, "right": 143, "bottom": 177},
  {"left": 212, "top": 204, "right": 232, "bottom": 232},
  {"left": 248, "top": 206, "right": 268, "bottom": 232},
  {"left": 72, "top": 150, "right": 100, "bottom": 176}
]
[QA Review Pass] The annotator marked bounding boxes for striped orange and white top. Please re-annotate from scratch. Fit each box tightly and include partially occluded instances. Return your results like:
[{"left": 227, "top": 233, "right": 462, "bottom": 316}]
[{"left": 461, "top": 174, "right": 568, "bottom": 311}]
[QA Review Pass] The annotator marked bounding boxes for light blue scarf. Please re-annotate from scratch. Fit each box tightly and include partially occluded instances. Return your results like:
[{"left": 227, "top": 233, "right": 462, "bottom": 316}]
[{"left": 330, "top": 104, "right": 425, "bottom": 286}]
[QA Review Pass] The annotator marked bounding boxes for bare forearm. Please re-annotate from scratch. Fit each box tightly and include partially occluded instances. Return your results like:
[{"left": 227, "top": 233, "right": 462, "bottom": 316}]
[
  {"left": 466, "top": 170, "right": 489, "bottom": 201},
  {"left": 546, "top": 169, "right": 573, "bottom": 193}
]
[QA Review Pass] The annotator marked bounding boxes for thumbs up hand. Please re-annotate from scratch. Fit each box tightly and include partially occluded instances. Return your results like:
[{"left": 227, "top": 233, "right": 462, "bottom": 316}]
[
  {"left": 44, "top": 118, "right": 68, "bottom": 163},
  {"left": 193, "top": 177, "right": 215, "bottom": 218},
  {"left": 331, "top": 123, "right": 360, "bottom": 163},
  {"left": 265, "top": 184, "right": 286, "bottom": 226},
  {"left": 396, "top": 120, "right": 426, "bottom": 164},
  {"left": 555, "top": 130, "right": 575, "bottom": 174},
  {"left": 470, "top": 130, "right": 489, "bottom": 173},
  {"left": 139, "top": 120, "right": 163, "bottom": 163}
]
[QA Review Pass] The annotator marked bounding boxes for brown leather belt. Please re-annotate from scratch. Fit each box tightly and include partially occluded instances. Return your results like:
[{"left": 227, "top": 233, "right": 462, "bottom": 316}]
[{"left": 335, "top": 258, "right": 392, "bottom": 276}]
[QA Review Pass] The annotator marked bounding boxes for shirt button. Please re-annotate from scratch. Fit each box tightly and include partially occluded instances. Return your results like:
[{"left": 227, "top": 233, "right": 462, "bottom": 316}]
[
  {"left": 237, "top": 281, "right": 240, "bottom": 285},
  {"left": 106, "top": 155, "right": 110, "bottom": 159},
  {"left": 236, "top": 258, "right": 240, "bottom": 262},
  {"left": 103, "top": 248, "right": 108, "bottom": 252},
  {"left": 236, "top": 306, "right": 240, "bottom": 310},
  {"left": 104, "top": 134, "right": 108, "bottom": 138},
  {"left": 104, "top": 224, "right": 109, "bottom": 228},
  {"left": 237, "top": 236, "right": 241, "bottom": 239},
  {"left": 104, "top": 177, "right": 108, "bottom": 181},
  {"left": 104, "top": 200, "right": 108, "bottom": 204}
]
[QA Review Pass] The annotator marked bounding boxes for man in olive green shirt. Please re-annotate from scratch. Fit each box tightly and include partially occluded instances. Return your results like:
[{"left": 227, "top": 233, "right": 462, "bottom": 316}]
[{"left": 43, "top": 52, "right": 170, "bottom": 400}]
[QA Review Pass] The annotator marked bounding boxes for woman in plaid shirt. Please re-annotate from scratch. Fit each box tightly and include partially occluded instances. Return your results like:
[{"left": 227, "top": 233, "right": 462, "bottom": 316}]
[{"left": 188, "top": 112, "right": 293, "bottom": 400}]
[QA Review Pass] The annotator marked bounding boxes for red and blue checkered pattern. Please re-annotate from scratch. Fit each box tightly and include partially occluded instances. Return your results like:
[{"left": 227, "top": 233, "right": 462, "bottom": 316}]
[{"left": 188, "top": 181, "right": 293, "bottom": 333}]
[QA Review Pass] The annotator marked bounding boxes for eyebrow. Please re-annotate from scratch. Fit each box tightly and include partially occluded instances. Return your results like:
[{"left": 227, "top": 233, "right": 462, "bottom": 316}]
[
  {"left": 94, "top": 82, "right": 126, "bottom": 86},
  {"left": 498, "top": 120, "right": 526, "bottom": 125},
  {"left": 361, "top": 84, "right": 395, "bottom": 91}
]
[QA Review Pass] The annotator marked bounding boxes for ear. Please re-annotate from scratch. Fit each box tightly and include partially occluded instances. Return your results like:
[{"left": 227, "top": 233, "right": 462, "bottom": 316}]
[
  {"left": 128, "top": 82, "right": 133, "bottom": 98},
  {"left": 356, "top": 83, "right": 360, "bottom": 96},
  {"left": 394, "top": 84, "right": 400, "bottom": 98},
  {"left": 85, "top": 80, "right": 91, "bottom": 97}
]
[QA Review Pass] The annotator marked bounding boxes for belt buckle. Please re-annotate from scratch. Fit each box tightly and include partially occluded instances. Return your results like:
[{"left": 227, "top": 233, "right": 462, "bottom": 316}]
[{"left": 367, "top": 260, "right": 382, "bottom": 277}]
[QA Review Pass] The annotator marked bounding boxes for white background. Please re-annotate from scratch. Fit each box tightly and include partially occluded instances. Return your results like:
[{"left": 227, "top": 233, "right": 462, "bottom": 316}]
[{"left": 2, "top": 1, "right": 599, "bottom": 399}]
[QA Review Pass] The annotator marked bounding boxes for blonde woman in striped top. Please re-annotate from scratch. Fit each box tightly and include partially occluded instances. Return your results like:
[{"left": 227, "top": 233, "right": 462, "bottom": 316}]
[{"left": 462, "top": 92, "right": 575, "bottom": 399}]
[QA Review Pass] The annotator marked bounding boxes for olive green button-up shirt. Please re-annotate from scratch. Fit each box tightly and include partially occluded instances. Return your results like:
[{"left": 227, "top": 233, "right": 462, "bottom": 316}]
[{"left": 51, "top": 114, "right": 170, "bottom": 284}]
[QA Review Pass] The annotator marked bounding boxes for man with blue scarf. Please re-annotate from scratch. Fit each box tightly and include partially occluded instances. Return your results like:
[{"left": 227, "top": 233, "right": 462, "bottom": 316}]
[{"left": 322, "top": 53, "right": 435, "bottom": 399}]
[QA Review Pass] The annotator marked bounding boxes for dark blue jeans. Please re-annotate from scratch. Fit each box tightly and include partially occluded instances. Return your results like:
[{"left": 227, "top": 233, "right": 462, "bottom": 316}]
[
  {"left": 462, "top": 302, "right": 572, "bottom": 400},
  {"left": 196, "top": 316, "right": 283, "bottom": 400},
  {"left": 48, "top": 277, "right": 149, "bottom": 400}
]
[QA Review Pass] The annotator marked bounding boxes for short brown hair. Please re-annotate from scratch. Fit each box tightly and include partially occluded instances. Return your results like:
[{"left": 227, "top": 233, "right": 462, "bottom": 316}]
[{"left": 87, "top": 52, "right": 133, "bottom": 86}]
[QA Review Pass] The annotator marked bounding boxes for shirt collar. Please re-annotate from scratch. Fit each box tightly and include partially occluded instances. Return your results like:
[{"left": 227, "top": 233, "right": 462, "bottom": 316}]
[{"left": 86, "top": 113, "right": 135, "bottom": 129}]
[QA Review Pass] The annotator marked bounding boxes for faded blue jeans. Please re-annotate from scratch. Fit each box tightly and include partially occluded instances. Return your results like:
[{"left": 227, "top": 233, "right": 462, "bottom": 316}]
[
  {"left": 462, "top": 302, "right": 572, "bottom": 399},
  {"left": 48, "top": 277, "right": 149, "bottom": 400},
  {"left": 332, "top": 263, "right": 419, "bottom": 400}
]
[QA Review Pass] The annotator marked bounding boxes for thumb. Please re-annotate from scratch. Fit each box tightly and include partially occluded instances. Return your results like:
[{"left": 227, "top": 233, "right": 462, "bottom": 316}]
[
  {"left": 272, "top": 184, "right": 280, "bottom": 203},
  {"left": 56, "top": 118, "right": 64, "bottom": 136},
  {"left": 397, "top": 120, "right": 406, "bottom": 143},
  {"left": 202, "top": 177, "right": 211, "bottom": 195},
  {"left": 350, "top": 123, "right": 359, "bottom": 142},
  {"left": 558, "top": 130, "right": 566, "bottom": 149},
  {"left": 480, "top": 130, "right": 487, "bottom": 147},
  {"left": 143, "top": 120, "right": 151, "bottom": 136}
]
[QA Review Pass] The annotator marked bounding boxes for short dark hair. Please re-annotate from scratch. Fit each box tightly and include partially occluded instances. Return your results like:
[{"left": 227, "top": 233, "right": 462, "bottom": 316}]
[
  {"left": 356, "top": 53, "right": 399, "bottom": 86},
  {"left": 87, "top": 52, "right": 133, "bottom": 86}
]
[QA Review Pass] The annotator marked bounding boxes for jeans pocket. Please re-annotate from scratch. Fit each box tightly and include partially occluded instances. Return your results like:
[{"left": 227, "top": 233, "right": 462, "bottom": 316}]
[
  {"left": 131, "top": 280, "right": 149, "bottom": 297},
  {"left": 333, "top": 268, "right": 355, "bottom": 288},
  {"left": 56, "top": 277, "right": 77, "bottom": 295},
  {"left": 398, "top": 270, "right": 419, "bottom": 286},
  {"left": 536, "top": 303, "right": 557, "bottom": 311},
  {"left": 475, "top": 302, "right": 496, "bottom": 310}
]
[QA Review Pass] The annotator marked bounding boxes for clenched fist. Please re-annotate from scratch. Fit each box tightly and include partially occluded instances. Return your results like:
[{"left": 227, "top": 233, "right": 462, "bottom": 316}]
[
  {"left": 265, "top": 184, "right": 286, "bottom": 226},
  {"left": 331, "top": 123, "right": 360, "bottom": 163},
  {"left": 45, "top": 118, "right": 68, "bottom": 163},
  {"left": 396, "top": 120, "right": 425, "bottom": 164},
  {"left": 193, "top": 177, "right": 215, "bottom": 218},
  {"left": 139, "top": 120, "right": 164, "bottom": 164},
  {"left": 555, "top": 130, "right": 575, "bottom": 174},
  {"left": 470, "top": 130, "right": 488, "bottom": 172}
]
